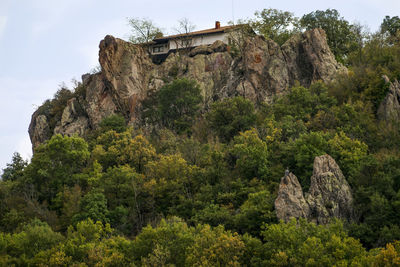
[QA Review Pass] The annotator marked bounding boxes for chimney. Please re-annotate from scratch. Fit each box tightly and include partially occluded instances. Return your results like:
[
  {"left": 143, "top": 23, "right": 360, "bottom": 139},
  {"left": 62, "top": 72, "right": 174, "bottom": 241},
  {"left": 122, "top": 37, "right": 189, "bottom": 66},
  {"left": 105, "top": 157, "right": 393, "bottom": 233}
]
[{"left": 215, "top": 21, "right": 220, "bottom": 29}]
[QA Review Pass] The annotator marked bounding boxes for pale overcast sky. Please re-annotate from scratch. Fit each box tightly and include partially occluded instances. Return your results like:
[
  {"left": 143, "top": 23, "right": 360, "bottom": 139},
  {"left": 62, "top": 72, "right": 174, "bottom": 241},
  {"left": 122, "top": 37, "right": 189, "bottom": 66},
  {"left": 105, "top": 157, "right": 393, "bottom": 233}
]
[{"left": 0, "top": 0, "right": 399, "bottom": 171}]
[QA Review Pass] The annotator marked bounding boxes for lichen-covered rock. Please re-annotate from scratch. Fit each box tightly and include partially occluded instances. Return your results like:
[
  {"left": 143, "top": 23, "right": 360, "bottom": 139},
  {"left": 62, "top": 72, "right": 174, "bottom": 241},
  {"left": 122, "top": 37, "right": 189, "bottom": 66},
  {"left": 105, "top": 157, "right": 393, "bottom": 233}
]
[
  {"left": 275, "top": 154, "right": 354, "bottom": 224},
  {"left": 282, "top": 28, "right": 345, "bottom": 87},
  {"left": 378, "top": 76, "right": 400, "bottom": 121},
  {"left": 28, "top": 113, "right": 51, "bottom": 149},
  {"left": 210, "top": 40, "right": 228, "bottom": 53},
  {"left": 189, "top": 45, "right": 213, "bottom": 57},
  {"left": 99, "top": 35, "right": 153, "bottom": 122},
  {"left": 29, "top": 29, "right": 344, "bottom": 149},
  {"left": 243, "top": 36, "right": 290, "bottom": 102},
  {"left": 54, "top": 98, "right": 89, "bottom": 137},
  {"left": 306, "top": 154, "right": 354, "bottom": 224},
  {"left": 275, "top": 172, "right": 310, "bottom": 222},
  {"left": 83, "top": 73, "right": 118, "bottom": 127}
]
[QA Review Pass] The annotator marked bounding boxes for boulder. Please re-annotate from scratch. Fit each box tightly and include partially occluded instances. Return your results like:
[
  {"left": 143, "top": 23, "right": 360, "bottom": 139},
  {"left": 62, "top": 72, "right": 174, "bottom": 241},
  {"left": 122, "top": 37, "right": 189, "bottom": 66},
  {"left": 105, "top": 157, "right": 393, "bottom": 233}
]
[
  {"left": 210, "top": 40, "right": 228, "bottom": 53},
  {"left": 189, "top": 45, "right": 213, "bottom": 57}
]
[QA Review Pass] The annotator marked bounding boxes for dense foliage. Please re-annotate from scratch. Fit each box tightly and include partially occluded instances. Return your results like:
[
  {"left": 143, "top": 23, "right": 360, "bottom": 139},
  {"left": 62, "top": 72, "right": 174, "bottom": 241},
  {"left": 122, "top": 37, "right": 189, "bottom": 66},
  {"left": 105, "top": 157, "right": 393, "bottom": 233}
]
[{"left": 2, "top": 9, "right": 400, "bottom": 266}]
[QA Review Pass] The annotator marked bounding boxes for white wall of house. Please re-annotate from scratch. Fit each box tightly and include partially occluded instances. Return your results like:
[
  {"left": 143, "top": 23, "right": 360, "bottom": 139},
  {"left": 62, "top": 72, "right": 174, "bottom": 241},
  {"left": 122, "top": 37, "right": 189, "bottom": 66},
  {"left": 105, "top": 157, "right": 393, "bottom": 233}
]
[
  {"left": 149, "top": 31, "right": 233, "bottom": 55},
  {"left": 168, "top": 32, "right": 230, "bottom": 50}
]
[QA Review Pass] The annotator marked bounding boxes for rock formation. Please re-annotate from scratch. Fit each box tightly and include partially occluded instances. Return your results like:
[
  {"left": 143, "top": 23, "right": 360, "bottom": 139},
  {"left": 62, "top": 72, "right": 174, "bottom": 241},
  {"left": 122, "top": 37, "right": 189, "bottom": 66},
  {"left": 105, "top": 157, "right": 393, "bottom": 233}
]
[
  {"left": 29, "top": 29, "right": 344, "bottom": 149},
  {"left": 275, "top": 154, "right": 354, "bottom": 224},
  {"left": 275, "top": 172, "right": 310, "bottom": 221},
  {"left": 378, "top": 75, "right": 400, "bottom": 121}
]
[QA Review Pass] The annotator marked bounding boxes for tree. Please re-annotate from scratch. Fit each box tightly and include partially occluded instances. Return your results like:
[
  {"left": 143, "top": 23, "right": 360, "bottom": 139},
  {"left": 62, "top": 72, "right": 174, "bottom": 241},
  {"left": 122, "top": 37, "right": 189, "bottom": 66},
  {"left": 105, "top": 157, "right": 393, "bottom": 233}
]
[
  {"left": 145, "top": 154, "right": 198, "bottom": 216},
  {"left": 186, "top": 224, "right": 245, "bottom": 267},
  {"left": 157, "top": 78, "right": 202, "bottom": 134},
  {"left": 24, "top": 134, "right": 90, "bottom": 203},
  {"left": 92, "top": 130, "right": 157, "bottom": 172},
  {"left": 206, "top": 96, "right": 257, "bottom": 142},
  {"left": 73, "top": 190, "right": 109, "bottom": 225},
  {"left": 98, "top": 114, "right": 127, "bottom": 134},
  {"left": 300, "top": 9, "right": 358, "bottom": 63},
  {"left": 234, "top": 190, "right": 276, "bottom": 236},
  {"left": 131, "top": 217, "right": 195, "bottom": 266},
  {"left": 127, "top": 17, "right": 163, "bottom": 44},
  {"left": 381, "top": 16, "right": 400, "bottom": 37},
  {"left": 231, "top": 129, "right": 269, "bottom": 181},
  {"left": 172, "top": 18, "right": 196, "bottom": 52},
  {"left": 1, "top": 219, "right": 64, "bottom": 264},
  {"left": 1, "top": 152, "right": 27, "bottom": 182},
  {"left": 262, "top": 219, "right": 367, "bottom": 266},
  {"left": 252, "top": 8, "right": 300, "bottom": 45}
]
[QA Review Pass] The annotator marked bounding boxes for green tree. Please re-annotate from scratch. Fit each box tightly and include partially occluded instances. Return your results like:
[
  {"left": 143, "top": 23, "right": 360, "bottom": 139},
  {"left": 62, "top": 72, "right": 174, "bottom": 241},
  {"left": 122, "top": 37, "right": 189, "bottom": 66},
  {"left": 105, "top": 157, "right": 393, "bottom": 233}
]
[
  {"left": 262, "top": 219, "right": 367, "bottom": 266},
  {"left": 127, "top": 17, "right": 163, "bottom": 44},
  {"left": 24, "top": 134, "right": 90, "bottom": 203},
  {"left": 145, "top": 154, "right": 198, "bottom": 217},
  {"left": 231, "top": 129, "right": 269, "bottom": 181},
  {"left": 186, "top": 224, "right": 245, "bottom": 267},
  {"left": 300, "top": 9, "right": 358, "bottom": 62},
  {"left": 1, "top": 219, "right": 64, "bottom": 264},
  {"left": 252, "top": 8, "right": 300, "bottom": 45},
  {"left": 98, "top": 114, "right": 127, "bottom": 134},
  {"left": 234, "top": 190, "right": 276, "bottom": 236},
  {"left": 1, "top": 152, "right": 27, "bottom": 182},
  {"left": 381, "top": 16, "right": 400, "bottom": 37},
  {"left": 73, "top": 190, "right": 109, "bottom": 224},
  {"left": 287, "top": 131, "right": 330, "bottom": 188},
  {"left": 157, "top": 78, "right": 202, "bottom": 134},
  {"left": 131, "top": 217, "right": 195, "bottom": 266},
  {"left": 206, "top": 96, "right": 257, "bottom": 142},
  {"left": 92, "top": 130, "right": 157, "bottom": 172},
  {"left": 327, "top": 131, "right": 368, "bottom": 178},
  {"left": 100, "top": 165, "right": 152, "bottom": 234},
  {"left": 270, "top": 83, "right": 336, "bottom": 123}
]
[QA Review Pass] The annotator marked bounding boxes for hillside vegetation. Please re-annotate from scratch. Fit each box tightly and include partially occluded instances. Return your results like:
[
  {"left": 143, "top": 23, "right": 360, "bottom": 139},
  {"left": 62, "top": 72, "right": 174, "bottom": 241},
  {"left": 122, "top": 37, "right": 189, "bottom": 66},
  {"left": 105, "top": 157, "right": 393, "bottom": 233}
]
[{"left": 2, "top": 9, "right": 400, "bottom": 266}]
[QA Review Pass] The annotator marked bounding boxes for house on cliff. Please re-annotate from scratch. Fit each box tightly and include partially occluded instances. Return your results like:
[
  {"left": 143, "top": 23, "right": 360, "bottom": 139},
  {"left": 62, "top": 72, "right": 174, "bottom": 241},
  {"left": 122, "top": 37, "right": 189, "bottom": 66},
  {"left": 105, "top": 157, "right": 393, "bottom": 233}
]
[{"left": 149, "top": 21, "right": 236, "bottom": 56}]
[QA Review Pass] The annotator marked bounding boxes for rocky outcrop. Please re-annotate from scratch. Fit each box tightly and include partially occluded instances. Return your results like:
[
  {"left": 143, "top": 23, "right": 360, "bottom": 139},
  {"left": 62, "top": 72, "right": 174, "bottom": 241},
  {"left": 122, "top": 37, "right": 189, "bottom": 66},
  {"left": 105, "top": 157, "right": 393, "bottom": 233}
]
[
  {"left": 83, "top": 73, "right": 118, "bottom": 127},
  {"left": 275, "top": 172, "right": 310, "bottom": 222},
  {"left": 54, "top": 98, "right": 89, "bottom": 137},
  {"left": 275, "top": 154, "right": 354, "bottom": 224},
  {"left": 29, "top": 29, "right": 344, "bottom": 149},
  {"left": 99, "top": 35, "right": 154, "bottom": 123},
  {"left": 282, "top": 29, "right": 345, "bottom": 87},
  {"left": 29, "top": 113, "right": 51, "bottom": 149},
  {"left": 378, "top": 76, "right": 400, "bottom": 121}
]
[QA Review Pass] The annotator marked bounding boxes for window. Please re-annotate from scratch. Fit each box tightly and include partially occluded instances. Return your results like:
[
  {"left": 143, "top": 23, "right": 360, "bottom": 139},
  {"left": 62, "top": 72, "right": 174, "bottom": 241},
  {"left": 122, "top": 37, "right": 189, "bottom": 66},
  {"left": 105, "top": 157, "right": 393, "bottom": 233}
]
[{"left": 153, "top": 46, "right": 164, "bottom": 53}]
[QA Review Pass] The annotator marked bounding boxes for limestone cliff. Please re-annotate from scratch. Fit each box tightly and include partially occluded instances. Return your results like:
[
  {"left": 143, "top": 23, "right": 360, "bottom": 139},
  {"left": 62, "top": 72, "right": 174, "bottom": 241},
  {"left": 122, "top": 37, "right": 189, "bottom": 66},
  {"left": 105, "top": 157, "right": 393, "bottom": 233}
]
[
  {"left": 29, "top": 28, "right": 344, "bottom": 149},
  {"left": 275, "top": 154, "right": 354, "bottom": 224}
]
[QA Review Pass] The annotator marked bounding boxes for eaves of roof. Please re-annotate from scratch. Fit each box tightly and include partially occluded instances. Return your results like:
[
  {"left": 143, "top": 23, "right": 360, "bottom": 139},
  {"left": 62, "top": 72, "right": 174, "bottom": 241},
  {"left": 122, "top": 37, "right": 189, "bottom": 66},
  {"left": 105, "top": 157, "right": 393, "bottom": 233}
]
[{"left": 153, "top": 25, "right": 236, "bottom": 42}]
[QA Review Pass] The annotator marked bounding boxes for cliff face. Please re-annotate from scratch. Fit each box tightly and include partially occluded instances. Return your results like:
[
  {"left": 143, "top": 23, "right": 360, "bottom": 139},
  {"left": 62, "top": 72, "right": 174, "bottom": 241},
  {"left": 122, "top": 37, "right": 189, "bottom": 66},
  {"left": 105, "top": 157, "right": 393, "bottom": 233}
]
[{"left": 29, "top": 28, "right": 344, "bottom": 148}]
